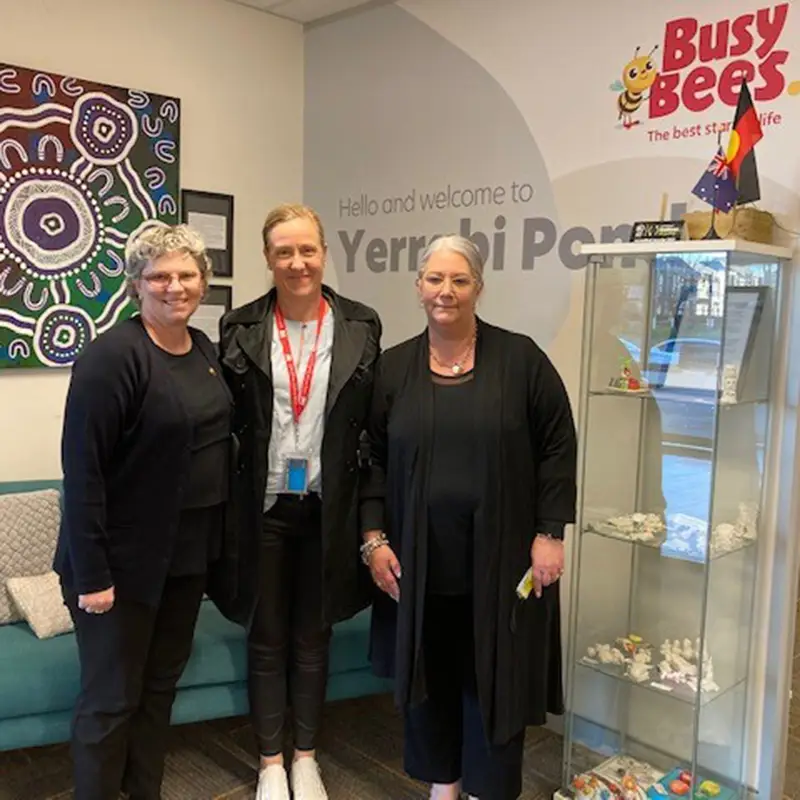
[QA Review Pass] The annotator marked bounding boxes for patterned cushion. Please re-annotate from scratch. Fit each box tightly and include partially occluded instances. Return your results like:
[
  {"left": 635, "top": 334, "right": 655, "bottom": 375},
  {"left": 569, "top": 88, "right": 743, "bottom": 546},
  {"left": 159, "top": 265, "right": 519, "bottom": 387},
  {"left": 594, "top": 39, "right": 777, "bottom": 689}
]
[
  {"left": 0, "top": 489, "right": 61, "bottom": 624},
  {"left": 6, "top": 571, "right": 73, "bottom": 639}
]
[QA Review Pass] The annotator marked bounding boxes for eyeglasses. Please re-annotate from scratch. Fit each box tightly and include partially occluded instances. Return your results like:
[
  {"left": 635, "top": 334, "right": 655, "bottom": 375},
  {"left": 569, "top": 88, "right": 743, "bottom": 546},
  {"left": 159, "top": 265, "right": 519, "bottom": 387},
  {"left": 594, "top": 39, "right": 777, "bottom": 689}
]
[
  {"left": 142, "top": 271, "right": 202, "bottom": 288},
  {"left": 422, "top": 273, "right": 476, "bottom": 290}
]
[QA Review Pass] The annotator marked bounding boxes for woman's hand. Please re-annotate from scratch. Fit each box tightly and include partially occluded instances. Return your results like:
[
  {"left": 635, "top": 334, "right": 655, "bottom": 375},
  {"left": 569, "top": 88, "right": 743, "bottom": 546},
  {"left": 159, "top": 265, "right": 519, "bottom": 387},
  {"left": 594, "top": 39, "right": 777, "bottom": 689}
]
[
  {"left": 78, "top": 586, "right": 115, "bottom": 615},
  {"left": 365, "top": 535, "right": 401, "bottom": 602},
  {"left": 530, "top": 535, "right": 564, "bottom": 598}
]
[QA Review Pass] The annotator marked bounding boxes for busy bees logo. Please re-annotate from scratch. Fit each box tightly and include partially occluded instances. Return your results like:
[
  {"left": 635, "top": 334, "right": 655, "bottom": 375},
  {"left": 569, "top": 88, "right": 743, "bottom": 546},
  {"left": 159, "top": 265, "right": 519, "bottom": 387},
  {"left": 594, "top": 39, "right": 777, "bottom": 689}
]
[{"left": 610, "top": 2, "right": 800, "bottom": 130}]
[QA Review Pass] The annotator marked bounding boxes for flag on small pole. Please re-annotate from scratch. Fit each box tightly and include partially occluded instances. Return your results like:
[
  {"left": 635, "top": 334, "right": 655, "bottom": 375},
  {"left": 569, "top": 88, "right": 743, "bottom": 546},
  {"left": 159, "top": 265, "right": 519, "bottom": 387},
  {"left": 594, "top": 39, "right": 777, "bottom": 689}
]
[
  {"left": 726, "top": 79, "right": 763, "bottom": 205},
  {"left": 691, "top": 146, "right": 738, "bottom": 213},
  {"left": 690, "top": 141, "right": 738, "bottom": 239},
  {"left": 689, "top": 79, "right": 764, "bottom": 239}
]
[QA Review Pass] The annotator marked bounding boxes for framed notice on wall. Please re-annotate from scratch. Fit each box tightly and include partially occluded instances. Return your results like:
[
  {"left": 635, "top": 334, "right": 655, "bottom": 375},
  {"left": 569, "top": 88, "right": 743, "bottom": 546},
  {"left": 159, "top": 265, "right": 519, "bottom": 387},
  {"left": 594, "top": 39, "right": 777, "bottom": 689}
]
[
  {"left": 194, "top": 285, "right": 232, "bottom": 344},
  {"left": 181, "top": 190, "right": 234, "bottom": 278}
]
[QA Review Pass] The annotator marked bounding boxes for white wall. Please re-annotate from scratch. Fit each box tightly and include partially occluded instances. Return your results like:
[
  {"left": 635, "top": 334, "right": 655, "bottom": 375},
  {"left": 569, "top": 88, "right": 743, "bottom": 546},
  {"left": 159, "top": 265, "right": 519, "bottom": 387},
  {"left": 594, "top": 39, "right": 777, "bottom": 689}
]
[
  {"left": 0, "top": 0, "right": 304, "bottom": 481},
  {"left": 303, "top": 1, "right": 800, "bottom": 795}
]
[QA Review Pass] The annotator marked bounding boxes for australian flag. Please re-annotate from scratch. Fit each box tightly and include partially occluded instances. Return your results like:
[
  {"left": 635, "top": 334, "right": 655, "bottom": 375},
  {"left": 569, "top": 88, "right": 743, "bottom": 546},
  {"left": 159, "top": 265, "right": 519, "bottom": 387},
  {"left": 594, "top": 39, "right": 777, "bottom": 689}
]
[{"left": 691, "top": 147, "right": 738, "bottom": 213}]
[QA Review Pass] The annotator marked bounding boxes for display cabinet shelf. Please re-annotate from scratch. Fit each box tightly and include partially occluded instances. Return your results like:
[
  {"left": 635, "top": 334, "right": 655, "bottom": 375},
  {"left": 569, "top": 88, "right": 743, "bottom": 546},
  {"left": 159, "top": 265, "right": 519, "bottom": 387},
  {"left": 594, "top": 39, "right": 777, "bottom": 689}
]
[
  {"left": 575, "top": 659, "right": 744, "bottom": 708},
  {"left": 556, "top": 240, "right": 791, "bottom": 800},
  {"left": 583, "top": 524, "right": 756, "bottom": 562},
  {"left": 588, "top": 389, "right": 769, "bottom": 408}
]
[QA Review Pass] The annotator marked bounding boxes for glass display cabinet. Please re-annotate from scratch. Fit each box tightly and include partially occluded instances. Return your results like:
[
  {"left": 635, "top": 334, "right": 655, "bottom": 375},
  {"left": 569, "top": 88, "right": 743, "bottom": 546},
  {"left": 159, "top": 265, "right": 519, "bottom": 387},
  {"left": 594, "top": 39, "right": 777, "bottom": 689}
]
[{"left": 556, "top": 240, "right": 793, "bottom": 800}]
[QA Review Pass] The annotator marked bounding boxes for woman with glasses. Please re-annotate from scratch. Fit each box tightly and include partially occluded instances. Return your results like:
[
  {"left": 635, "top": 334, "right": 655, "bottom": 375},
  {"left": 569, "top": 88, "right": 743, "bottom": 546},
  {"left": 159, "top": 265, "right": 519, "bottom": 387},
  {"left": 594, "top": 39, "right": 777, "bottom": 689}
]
[
  {"left": 217, "top": 203, "right": 381, "bottom": 800},
  {"left": 361, "top": 235, "right": 577, "bottom": 800},
  {"left": 54, "top": 223, "right": 232, "bottom": 800}
]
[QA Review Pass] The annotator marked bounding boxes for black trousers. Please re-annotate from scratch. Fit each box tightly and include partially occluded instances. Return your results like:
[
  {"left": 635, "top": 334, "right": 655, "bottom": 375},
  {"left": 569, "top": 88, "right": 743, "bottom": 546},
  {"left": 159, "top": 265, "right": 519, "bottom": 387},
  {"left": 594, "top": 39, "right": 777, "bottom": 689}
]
[
  {"left": 404, "top": 595, "right": 525, "bottom": 800},
  {"left": 248, "top": 494, "right": 332, "bottom": 756},
  {"left": 64, "top": 573, "right": 206, "bottom": 800}
]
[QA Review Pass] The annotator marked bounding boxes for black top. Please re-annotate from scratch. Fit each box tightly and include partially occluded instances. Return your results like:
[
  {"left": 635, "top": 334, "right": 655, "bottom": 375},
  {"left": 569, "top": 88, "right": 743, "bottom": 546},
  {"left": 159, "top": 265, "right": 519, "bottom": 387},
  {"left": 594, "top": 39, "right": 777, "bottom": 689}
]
[
  {"left": 427, "top": 371, "right": 478, "bottom": 595},
  {"left": 53, "top": 317, "right": 233, "bottom": 606},
  {"left": 153, "top": 343, "right": 230, "bottom": 509},
  {"left": 152, "top": 341, "right": 231, "bottom": 577}
]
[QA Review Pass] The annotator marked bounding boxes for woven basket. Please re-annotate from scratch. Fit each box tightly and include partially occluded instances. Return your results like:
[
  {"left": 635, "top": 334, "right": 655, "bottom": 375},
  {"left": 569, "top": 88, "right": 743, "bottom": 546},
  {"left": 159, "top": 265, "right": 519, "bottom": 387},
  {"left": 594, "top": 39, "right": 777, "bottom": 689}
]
[{"left": 682, "top": 207, "right": 774, "bottom": 244}]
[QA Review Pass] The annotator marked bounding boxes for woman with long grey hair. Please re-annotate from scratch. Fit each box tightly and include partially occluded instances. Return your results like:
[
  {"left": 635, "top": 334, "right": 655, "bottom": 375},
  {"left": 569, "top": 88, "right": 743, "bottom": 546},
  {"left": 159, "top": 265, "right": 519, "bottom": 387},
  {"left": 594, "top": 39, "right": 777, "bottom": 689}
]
[{"left": 54, "top": 223, "right": 232, "bottom": 800}]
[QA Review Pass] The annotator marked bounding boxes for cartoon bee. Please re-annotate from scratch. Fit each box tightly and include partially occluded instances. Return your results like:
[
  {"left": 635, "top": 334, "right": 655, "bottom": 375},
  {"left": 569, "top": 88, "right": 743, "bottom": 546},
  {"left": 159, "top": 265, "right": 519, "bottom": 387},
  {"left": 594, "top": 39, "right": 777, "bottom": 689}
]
[{"left": 610, "top": 45, "right": 659, "bottom": 128}]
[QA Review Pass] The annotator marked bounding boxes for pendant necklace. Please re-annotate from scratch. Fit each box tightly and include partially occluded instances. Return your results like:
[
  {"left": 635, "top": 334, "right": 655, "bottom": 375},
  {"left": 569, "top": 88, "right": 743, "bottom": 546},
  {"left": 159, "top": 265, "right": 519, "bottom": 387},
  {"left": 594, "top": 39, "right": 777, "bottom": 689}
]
[{"left": 430, "top": 330, "right": 476, "bottom": 375}]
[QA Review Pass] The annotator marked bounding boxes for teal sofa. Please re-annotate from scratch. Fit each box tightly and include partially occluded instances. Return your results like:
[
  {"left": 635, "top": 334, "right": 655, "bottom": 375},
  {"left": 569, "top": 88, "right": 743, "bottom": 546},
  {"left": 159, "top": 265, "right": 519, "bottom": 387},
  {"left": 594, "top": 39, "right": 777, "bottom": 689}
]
[{"left": 0, "top": 480, "right": 391, "bottom": 752}]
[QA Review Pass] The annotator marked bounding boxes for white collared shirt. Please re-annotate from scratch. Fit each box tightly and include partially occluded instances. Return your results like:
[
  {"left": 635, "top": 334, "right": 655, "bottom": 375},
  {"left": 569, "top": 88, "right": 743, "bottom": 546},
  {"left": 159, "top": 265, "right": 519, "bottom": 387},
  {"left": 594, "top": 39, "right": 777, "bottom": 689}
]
[{"left": 264, "top": 308, "right": 334, "bottom": 510}]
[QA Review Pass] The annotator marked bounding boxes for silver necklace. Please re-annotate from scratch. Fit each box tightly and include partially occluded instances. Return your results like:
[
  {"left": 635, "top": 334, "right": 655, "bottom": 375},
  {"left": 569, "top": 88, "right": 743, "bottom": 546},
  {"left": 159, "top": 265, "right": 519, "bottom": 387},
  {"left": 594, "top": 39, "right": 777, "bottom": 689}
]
[{"left": 430, "top": 331, "right": 476, "bottom": 375}]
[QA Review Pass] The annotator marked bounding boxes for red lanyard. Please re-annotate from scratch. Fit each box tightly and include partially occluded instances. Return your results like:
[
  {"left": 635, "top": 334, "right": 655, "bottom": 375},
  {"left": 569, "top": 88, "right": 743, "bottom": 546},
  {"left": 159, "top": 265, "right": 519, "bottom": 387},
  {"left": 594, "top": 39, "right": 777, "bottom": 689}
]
[{"left": 274, "top": 297, "right": 327, "bottom": 424}]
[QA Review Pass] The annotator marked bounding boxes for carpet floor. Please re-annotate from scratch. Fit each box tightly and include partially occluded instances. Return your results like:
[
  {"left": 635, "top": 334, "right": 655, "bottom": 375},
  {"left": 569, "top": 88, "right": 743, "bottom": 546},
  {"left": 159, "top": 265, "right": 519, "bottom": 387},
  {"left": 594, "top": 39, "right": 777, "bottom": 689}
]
[{"left": 0, "top": 694, "right": 564, "bottom": 799}]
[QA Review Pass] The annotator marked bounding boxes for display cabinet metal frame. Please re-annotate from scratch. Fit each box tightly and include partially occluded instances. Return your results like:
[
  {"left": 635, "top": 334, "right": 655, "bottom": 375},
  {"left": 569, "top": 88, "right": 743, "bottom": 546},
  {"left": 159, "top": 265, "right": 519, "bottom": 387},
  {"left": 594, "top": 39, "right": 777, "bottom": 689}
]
[{"left": 556, "top": 240, "right": 793, "bottom": 800}]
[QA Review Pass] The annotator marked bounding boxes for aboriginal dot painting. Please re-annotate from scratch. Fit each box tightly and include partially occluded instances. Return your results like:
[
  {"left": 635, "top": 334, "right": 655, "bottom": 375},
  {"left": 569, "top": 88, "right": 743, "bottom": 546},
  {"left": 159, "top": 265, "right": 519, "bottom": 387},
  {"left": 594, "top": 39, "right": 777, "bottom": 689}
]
[{"left": 0, "top": 63, "right": 180, "bottom": 368}]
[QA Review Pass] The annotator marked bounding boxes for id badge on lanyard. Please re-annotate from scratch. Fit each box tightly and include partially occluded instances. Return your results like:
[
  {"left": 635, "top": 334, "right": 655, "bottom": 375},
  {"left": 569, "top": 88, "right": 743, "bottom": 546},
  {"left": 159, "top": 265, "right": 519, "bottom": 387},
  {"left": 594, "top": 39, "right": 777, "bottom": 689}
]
[
  {"left": 285, "top": 452, "right": 310, "bottom": 494},
  {"left": 285, "top": 420, "right": 311, "bottom": 496},
  {"left": 276, "top": 298, "right": 326, "bottom": 495}
]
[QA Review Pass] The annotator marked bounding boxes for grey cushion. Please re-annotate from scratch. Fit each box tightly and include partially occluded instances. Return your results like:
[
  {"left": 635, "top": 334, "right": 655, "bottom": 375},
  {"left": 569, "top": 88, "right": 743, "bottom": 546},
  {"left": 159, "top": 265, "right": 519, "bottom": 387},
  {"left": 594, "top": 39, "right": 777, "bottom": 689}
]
[
  {"left": 0, "top": 489, "right": 61, "bottom": 624},
  {"left": 7, "top": 570, "right": 74, "bottom": 639}
]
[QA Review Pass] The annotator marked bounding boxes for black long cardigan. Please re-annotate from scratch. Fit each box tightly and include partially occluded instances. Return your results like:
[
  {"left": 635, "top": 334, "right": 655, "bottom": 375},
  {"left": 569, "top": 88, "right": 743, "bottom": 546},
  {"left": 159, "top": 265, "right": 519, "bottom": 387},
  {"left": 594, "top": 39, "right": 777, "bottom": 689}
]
[
  {"left": 360, "top": 319, "right": 578, "bottom": 746},
  {"left": 53, "top": 317, "right": 232, "bottom": 606}
]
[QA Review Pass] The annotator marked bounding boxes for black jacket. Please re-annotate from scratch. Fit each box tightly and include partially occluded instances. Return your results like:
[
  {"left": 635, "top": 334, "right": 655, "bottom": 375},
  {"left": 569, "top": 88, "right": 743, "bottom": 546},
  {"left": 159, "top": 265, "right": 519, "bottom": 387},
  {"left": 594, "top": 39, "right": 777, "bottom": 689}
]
[
  {"left": 53, "top": 317, "right": 232, "bottom": 605},
  {"left": 212, "top": 285, "right": 382, "bottom": 628},
  {"left": 361, "top": 319, "right": 577, "bottom": 745}
]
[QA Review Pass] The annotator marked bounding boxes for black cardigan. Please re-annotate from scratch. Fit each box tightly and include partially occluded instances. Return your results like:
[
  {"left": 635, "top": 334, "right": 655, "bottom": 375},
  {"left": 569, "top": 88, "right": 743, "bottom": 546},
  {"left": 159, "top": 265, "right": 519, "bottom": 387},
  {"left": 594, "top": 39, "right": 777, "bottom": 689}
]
[
  {"left": 53, "top": 317, "right": 232, "bottom": 606},
  {"left": 361, "top": 319, "right": 577, "bottom": 745}
]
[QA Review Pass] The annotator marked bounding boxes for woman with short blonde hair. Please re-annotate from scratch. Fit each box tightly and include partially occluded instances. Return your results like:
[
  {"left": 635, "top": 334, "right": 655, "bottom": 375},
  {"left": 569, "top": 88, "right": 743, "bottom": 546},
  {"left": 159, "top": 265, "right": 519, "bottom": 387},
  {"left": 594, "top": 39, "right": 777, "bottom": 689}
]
[{"left": 217, "top": 202, "right": 382, "bottom": 800}]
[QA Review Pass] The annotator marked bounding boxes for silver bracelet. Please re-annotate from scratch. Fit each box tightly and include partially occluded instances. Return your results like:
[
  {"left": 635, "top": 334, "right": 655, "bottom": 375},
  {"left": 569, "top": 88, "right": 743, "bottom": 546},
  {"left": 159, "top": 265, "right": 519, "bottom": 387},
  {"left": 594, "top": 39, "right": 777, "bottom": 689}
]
[{"left": 360, "top": 533, "right": 388, "bottom": 565}]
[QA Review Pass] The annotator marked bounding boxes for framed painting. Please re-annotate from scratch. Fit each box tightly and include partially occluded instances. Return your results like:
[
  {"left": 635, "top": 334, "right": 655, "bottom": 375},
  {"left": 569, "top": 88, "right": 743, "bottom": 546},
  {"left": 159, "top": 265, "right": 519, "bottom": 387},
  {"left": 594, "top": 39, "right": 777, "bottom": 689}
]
[{"left": 0, "top": 63, "right": 181, "bottom": 368}]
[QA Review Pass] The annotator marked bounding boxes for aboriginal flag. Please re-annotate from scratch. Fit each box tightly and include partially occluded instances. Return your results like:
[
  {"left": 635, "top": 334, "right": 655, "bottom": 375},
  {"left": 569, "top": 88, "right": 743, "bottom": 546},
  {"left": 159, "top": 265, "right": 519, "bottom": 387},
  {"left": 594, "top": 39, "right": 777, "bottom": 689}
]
[{"left": 725, "top": 80, "right": 763, "bottom": 205}]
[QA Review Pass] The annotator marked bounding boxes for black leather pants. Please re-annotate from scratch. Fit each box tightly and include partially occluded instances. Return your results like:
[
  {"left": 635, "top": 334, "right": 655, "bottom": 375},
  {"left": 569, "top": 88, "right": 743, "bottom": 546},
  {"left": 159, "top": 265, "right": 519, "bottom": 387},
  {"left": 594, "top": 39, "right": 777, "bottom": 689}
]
[{"left": 247, "top": 495, "right": 332, "bottom": 756}]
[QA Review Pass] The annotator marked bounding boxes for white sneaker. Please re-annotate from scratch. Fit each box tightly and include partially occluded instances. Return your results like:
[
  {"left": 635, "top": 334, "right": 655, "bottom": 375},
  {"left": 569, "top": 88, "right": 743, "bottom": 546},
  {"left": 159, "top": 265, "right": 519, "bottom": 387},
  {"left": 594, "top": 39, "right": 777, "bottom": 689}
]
[
  {"left": 290, "top": 756, "right": 328, "bottom": 800},
  {"left": 255, "top": 763, "right": 290, "bottom": 800}
]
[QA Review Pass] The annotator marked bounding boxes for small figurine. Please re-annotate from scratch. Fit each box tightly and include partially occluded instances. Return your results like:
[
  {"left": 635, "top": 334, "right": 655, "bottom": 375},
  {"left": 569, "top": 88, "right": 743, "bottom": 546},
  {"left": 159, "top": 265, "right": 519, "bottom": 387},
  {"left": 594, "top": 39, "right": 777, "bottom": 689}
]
[
  {"left": 711, "top": 522, "right": 737, "bottom": 555},
  {"left": 620, "top": 774, "right": 643, "bottom": 799},
  {"left": 698, "top": 779, "right": 721, "bottom": 796},
  {"left": 602, "top": 512, "right": 665, "bottom": 541},
  {"left": 670, "top": 778, "right": 690, "bottom": 795},
  {"left": 593, "top": 756, "right": 663, "bottom": 795},
  {"left": 656, "top": 637, "right": 719, "bottom": 694},
  {"left": 572, "top": 773, "right": 613, "bottom": 799},
  {"left": 616, "top": 633, "right": 648, "bottom": 657},
  {"left": 595, "top": 644, "right": 624, "bottom": 665},
  {"left": 720, "top": 363, "right": 739, "bottom": 405},
  {"left": 737, "top": 501, "right": 759, "bottom": 540},
  {"left": 700, "top": 654, "right": 720, "bottom": 693},
  {"left": 608, "top": 357, "right": 647, "bottom": 393},
  {"left": 628, "top": 660, "right": 651, "bottom": 683},
  {"left": 610, "top": 647, "right": 625, "bottom": 665}
]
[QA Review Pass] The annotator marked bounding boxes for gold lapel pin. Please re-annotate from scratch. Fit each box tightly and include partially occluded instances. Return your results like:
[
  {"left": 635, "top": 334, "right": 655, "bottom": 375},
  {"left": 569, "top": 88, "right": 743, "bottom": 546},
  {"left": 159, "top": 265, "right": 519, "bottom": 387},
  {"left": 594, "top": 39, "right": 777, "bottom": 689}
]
[{"left": 209, "top": 367, "right": 217, "bottom": 376}]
